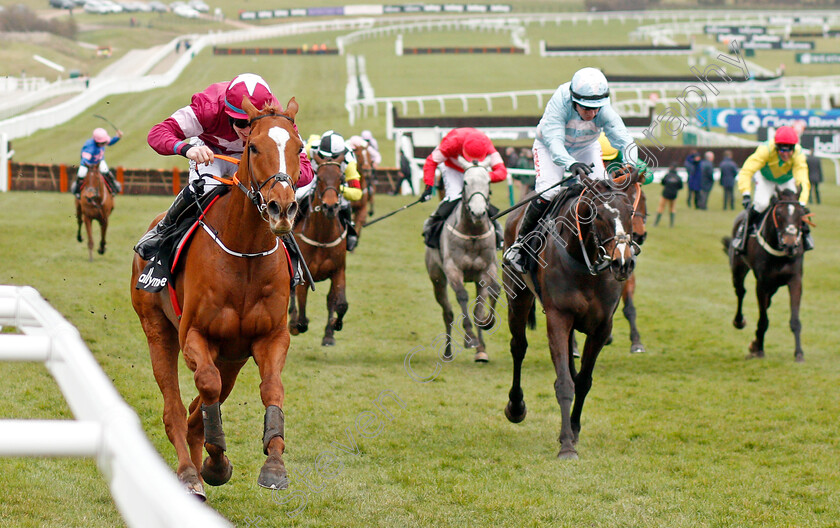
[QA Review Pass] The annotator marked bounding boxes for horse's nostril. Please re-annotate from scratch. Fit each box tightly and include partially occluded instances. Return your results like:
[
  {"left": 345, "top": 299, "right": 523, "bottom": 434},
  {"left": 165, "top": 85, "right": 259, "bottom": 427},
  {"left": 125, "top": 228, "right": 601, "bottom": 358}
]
[
  {"left": 287, "top": 202, "right": 298, "bottom": 218},
  {"left": 267, "top": 202, "right": 280, "bottom": 217}
]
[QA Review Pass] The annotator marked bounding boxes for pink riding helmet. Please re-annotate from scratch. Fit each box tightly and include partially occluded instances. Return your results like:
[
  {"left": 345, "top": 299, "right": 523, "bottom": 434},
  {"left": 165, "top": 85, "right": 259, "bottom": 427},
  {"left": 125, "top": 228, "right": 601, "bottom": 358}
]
[{"left": 93, "top": 128, "right": 110, "bottom": 143}]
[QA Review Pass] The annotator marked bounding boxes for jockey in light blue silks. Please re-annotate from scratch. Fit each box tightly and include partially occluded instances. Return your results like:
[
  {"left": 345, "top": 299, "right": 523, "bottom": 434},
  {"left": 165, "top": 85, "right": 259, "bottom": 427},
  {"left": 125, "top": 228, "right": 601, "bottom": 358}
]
[{"left": 503, "top": 67, "right": 649, "bottom": 274}]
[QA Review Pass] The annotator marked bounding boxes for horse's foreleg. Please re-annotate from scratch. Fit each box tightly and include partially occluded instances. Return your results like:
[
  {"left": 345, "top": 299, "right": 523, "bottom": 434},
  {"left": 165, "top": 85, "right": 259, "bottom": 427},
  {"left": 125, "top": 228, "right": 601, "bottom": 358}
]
[
  {"left": 749, "top": 284, "right": 776, "bottom": 359},
  {"left": 472, "top": 274, "right": 501, "bottom": 362},
  {"left": 294, "top": 284, "right": 310, "bottom": 334},
  {"left": 429, "top": 264, "right": 455, "bottom": 359},
  {"left": 142, "top": 311, "right": 205, "bottom": 498},
  {"left": 287, "top": 287, "right": 299, "bottom": 333},
  {"left": 84, "top": 216, "right": 94, "bottom": 261},
  {"left": 97, "top": 217, "right": 108, "bottom": 255},
  {"left": 570, "top": 321, "right": 611, "bottom": 449},
  {"left": 788, "top": 276, "right": 804, "bottom": 362},
  {"left": 546, "top": 309, "right": 577, "bottom": 459},
  {"left": 731, "top": 256, "right": 749, "bottom": 330},
  {"left": 252, "top": 331, "right": 292, "bottom": 490},
  {"left": 445, "top": 267, "right": 477, "bottom": 350},
  {"left": 505, "top": 283, "right": 534, "bottom": 424},
  {"left": 75, "top": 202, "right": 83, "bottom": 243},
  {"left": 622, "top": 279, "right": 645, "bottom": 354},
  {"left": 323, "top": 269, "right": 347, "bottom": 347},
  {"left": 182, "top": 330, "right": 230, "bottom": 486}
]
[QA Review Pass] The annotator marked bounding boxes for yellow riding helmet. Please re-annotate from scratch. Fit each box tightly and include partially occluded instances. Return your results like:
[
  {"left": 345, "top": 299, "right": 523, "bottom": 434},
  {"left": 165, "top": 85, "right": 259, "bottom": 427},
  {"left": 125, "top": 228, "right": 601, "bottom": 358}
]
[{"left": 599, "top": 132, "right": 619, "bottom": 161}]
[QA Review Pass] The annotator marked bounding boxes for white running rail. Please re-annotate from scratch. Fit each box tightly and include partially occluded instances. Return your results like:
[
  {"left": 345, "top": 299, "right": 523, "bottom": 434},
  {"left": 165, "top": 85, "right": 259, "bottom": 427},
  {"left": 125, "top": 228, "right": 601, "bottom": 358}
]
[{"left": 0, "top": 285, "right": 231, "bottom": 528}]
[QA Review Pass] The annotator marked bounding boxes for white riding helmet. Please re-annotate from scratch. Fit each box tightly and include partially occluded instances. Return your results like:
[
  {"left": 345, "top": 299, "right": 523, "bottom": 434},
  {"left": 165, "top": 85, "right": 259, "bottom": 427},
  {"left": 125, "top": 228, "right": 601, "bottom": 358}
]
[
  {"left": 318, "top": 130, "right": 346, "bottom": 159},
  {"left": 570, "top": 67, "right": 610, "bottom": 108}
]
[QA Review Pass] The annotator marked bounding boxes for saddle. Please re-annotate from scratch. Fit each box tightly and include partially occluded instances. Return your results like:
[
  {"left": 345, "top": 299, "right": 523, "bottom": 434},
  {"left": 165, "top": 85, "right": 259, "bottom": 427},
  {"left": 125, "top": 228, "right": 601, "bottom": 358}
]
[{"left": 135, "top": 186, "right": 301, "bottom": 299}]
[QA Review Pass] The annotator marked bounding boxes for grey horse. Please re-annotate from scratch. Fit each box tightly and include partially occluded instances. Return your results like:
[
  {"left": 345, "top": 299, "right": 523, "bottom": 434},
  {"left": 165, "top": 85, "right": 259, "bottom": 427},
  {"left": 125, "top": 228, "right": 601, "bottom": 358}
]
[{"left": 425, "top": 165, "right": 502, "bottom": 362}]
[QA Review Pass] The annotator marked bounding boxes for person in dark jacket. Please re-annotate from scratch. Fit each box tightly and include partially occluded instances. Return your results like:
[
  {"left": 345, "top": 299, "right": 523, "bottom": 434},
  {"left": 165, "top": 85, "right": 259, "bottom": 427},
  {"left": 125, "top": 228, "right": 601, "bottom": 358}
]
[
  {"left": 655, "top": 165, "right": 683, "bottom": 227},
  {"left": 684, "top": 150, "right": 701, "bottom": 208},
  {"left": 698, "top": 151, "right": 715, "bottom": 210},
  {"left": 718, "top": 150, "right": 739, "bottom": 210},
  {"left": 807, "top": 153, "right": 823, "bottom": 205}
]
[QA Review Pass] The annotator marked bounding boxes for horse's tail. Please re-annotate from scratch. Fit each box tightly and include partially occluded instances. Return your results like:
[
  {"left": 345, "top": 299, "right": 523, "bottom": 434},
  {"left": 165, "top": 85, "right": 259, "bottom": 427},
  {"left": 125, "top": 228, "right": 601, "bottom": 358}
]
[
  {"left": 722, "top": 236, "right": 733, "bottom": 254},
  {"left": 527, "top": 301, "right": 536, "bottom": 330}
]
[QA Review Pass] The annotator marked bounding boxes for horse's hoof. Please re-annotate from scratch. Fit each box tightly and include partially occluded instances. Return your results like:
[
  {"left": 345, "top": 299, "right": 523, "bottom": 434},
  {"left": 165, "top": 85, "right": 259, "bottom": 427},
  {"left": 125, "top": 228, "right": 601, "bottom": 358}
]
[
  {"left": 745, "top": 350, "right": 765, "bottom": 360},
  {"left": 322, "top": 336, "right": 335, "bottom": 346},
  {"left": 333, "top": 319, "right": 343, "bottom": 332},
  {"left": 572, "top": 349, "right": 581, "bottom": 358},
  {"left": 201, "top": 455, "right": 233, "bottom": 486},
  {"left": 504, "top": 400, "right": 527, "bottom": 423},
  {"left": 464, "top": 336, "right": 478, "bottom": 349},
  {"left": 76, "top": 235, "right": 82, "bottom": 243},
  {"left": 474, "top": 351, "right": 489, "bottom": 363},
  {"left": 630, "top": 344, "right": 646, "bottom": 354},
  {"left": 179, "top": 468, "right": 206, "bottom": 500},
  {"left": 605, "top": 335, "right": 614, "bottom": 346},
  {"left": 288, "top": 324, "right": 299, "bottom": 336},
  {"left": 297, "top": 322, "right": 309, "bottom": 334},
  {"left": 98, "top": 247, "right": 106, "bottom": 255},
  {"left": 257, "top": 457, "right": 289, "bottom": 490},
  {"left": 733, "top": 317, "right": 747, "bottom": 330},
  {"left": 557, "top": 449, "right": 579, "bottom": 460},
  {"left": 794, "top": 352, "right": 804, "bottom": 363}
]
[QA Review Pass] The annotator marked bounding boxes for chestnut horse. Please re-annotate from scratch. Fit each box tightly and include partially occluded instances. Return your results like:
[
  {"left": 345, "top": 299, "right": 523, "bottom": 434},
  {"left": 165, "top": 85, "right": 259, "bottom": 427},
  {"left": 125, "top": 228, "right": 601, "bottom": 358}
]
[
  {"left": 724, "top": 188, "right": 808, "bottom": 362},
  {"left": 75, "top": 164, "right": 114, "bottom": 261},
  {"left": 289, "top": 157, "right": 349, "bottom": 346},
  {"left": 130, "top": 98, "right": 302, "bottom": 498},
  {"left": 616, "top": 178, "right": 647, "bottom": 354},
  {"left": 503, "top": 171, "right": 641, "bottom": 459},
  {"left": 350, "top": 143, "right": 374, "bottom": 231}
]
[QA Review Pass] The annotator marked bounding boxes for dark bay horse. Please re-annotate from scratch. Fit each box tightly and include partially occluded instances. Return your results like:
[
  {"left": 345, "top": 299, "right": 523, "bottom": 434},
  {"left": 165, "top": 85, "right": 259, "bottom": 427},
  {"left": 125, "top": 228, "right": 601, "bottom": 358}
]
[
  {"left": 289, "top": 157, "right": 349, "bottom": 346},
  {"left": 503, "top": 172, "right": 642, "bottom": 459},
  {"left": 425, "top": 165, "right": 500, "bottom": 362},
  {"left": 350, "top": 141, "right": 374, "bottom": 231},
  {"left": 723, "top": 188, "right": 809, "bottom": 362},
  {"left": 130, "top": 98, "right": 302, "bottom": 498},
  {"left": 75, "top": 163, "right": 114, "bottom": 261}
]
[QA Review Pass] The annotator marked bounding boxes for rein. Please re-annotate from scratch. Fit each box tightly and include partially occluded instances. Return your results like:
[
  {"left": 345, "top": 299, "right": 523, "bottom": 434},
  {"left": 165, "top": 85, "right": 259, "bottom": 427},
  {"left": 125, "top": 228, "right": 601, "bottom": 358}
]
[
  {"left": 571, "top": 183, "right": 639, "bottom": 275},
  {"left": 299, "top": 161, "right": 346, "bottom": 247},
  {"left": 757, "top": 199, "right": 803, "bottom": 257}
]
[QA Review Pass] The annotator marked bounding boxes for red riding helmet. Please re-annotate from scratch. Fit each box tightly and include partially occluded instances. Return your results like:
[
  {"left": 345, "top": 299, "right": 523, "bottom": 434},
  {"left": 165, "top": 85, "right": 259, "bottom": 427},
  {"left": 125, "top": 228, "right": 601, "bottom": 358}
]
[
  {"left": 224, "top": 73, "right": 276, "bottom": 119},
  {"left": 774, "top": 126, "right": 799, "bottom": 146},
  {"left": 461, "top": 132, "right": 493, "bottom": 162}
]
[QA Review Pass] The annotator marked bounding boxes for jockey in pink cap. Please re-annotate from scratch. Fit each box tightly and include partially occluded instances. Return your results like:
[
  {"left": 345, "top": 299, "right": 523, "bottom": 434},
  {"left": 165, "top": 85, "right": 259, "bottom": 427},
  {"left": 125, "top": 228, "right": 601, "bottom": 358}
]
[
  {"left": 71, "top": 127, "right": 124, "bottom": 198},
  {"left": 134, "top": 73, "right": 313, "bottom": 260}
]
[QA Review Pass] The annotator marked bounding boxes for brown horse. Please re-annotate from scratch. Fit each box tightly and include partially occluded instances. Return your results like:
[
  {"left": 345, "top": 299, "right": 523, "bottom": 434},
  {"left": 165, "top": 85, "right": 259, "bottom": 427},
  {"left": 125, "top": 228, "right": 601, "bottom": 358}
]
[
  {"left": 616, "top": 177, "right": 647, "bottom": 354},
  {"left": 130, "top": 98, "right": 302, "bottom": 499},
  {"left": 724, "top": 188, "right": 808, "bottom": 362},
  {"left": 503, "top": 172, "right": 641, "bottom": 459},
  {"left": 350, "top": 143, "right": 374, "bottom": 231},
  {"left": 75, "top": 164, "right": 114, "bottom": 261},
  {"left": 289, "top": 157, "right": 349, "bottom": 346}
]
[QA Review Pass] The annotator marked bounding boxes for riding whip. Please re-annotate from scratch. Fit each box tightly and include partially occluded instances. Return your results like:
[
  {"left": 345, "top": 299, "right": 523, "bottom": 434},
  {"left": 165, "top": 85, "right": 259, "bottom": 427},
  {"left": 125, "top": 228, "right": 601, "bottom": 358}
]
[
  {"left": 363, "top": 196, "right": 424, "bottom": 227},
  {"left": 93, "top": 114, "right": 120, "bottom": 132},
  {"left": 490, "top": 175, "right": 576, "bottom": 221}
]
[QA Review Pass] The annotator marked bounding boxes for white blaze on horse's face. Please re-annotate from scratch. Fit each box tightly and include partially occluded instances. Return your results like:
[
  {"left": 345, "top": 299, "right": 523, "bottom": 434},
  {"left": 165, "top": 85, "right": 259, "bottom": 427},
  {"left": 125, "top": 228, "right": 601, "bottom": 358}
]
[
  {"left": 268, "top": 127, "right": 291, "bottom": 189},
  {"left": 603, "top": 202, "right": 629, "bottom": 265}
]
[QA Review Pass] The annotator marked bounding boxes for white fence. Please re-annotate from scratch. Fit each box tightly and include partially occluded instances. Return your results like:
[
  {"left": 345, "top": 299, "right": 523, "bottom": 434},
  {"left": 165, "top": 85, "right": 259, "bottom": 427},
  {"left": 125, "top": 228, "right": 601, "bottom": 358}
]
[{"left": 0, "top": 285, "right": 231, "bottom": 528}]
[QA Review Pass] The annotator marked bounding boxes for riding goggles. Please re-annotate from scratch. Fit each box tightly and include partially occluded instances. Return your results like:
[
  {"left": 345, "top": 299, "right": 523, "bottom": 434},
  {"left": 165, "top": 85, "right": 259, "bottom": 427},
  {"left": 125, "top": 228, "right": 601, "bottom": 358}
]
[
  {"left": 232, "top": 118, "right": 250, "bottom": 129},
  {"left": 777, "top": 145, "right": 795, "bottom": 153}
]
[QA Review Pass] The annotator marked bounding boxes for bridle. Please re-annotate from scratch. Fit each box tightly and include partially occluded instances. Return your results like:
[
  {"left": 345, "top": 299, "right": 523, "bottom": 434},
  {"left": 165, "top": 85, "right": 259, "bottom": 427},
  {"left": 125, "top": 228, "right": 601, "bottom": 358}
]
[
  {"left": 311, "top": 160, "right": 343, "bottom": 213},
  {"left": 758, "top": 199, "right": 803, "bottom": 256},
  {"left": 572, "top": 184, "right": 639, "bottom": 276},
  {"left": 212, "top": 113, "right": 296, "bottom": 223}
]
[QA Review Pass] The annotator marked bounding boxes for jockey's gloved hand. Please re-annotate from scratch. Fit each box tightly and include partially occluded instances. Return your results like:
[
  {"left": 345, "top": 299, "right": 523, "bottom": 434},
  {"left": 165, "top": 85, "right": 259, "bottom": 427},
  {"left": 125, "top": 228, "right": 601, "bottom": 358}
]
[
  {"left": 420, "top": 185, "right": 434, "bottom": 202},
  {"left": 742, "top": 194, "right": 751, "bottom": 209},
  {"left": 634, "top": 160, "right": 654, "bottom": 185},
  {"left": 568, "top": 162, "right": 593, "bottom": 179}
]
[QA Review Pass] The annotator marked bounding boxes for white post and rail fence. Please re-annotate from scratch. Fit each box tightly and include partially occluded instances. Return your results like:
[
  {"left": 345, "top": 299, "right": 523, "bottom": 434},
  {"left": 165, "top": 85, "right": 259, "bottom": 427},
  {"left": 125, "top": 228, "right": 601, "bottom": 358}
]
[{"left": 0, "top": 285, "right": 231, "bottom": 528}]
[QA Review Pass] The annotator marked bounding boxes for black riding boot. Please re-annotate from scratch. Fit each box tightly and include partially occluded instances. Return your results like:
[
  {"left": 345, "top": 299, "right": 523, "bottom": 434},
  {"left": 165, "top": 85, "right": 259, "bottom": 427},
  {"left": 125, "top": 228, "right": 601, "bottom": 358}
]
[
  {"left": 134, "top": 180, "right": 203, "bottom": 260},
  {"left": 503, "top": 197, "right": 551, "bottom": 274},
  {"left": 732, "top": 208, "right": 754, "bottom": 255},
  {"left": 422, "top": 198, "right": 459, "bottom": 249},
  {"left": 801, "top": 208, "right": 814, "bottom": 251},
  {"left": 339, "top": 203, "right": 358, "bottom": 252},
  {"left": 103, "top": 170, "right": 122, "bottom": 193}
]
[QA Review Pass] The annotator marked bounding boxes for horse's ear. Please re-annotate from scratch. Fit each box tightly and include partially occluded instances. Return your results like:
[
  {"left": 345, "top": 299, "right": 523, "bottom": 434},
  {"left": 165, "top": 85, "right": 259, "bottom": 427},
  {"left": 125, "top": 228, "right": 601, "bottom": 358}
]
[
  {"left": 242, "top": 96, "right": 260, "bottom": 120},
  {"left": 284, "top": 97, "right": 299, "bottom": 120}
]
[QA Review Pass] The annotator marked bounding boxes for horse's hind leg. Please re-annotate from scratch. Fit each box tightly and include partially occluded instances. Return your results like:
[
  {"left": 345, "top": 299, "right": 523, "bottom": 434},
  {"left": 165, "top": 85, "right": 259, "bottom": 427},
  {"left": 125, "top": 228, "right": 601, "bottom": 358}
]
[
  {"left": 252, "top": 330, "right": 292, "bottom": 490},
  {"left": 731, "top": 254, "right": 749, "bottom": 329},
  {"left": 445, "top": 267, "right": 478, "bottom": 350},
  {"left": 291, "top": 284, "right": 310, "bottom": 335},
  {"left": 504, "top": 279, "right": 534, "bottom": 424},
  {"left": 140, "top": 309, "right": 205, "bottom": 498},
  {"left": 788, "top": 276, "right": 804, "bottom": 362}
]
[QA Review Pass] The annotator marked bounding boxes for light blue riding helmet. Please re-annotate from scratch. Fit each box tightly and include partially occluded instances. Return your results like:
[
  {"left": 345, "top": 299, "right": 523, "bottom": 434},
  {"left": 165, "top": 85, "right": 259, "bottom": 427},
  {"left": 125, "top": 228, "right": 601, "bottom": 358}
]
[{"left": 570, "top": 67, "right": 610, "bottom": 108}]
